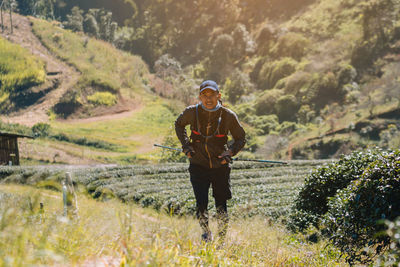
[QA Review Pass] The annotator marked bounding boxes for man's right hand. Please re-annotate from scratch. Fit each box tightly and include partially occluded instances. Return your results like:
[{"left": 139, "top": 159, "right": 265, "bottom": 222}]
[{"left": 183, "top": 146, "right": 195, "bottom": 158}]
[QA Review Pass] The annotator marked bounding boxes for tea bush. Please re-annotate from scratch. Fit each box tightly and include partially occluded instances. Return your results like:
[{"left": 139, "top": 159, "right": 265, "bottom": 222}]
[
  {"left": 288, "top": 149, "right": 383, "bottom": 232},
  {"left": 324, "top": 150, "right": 400, "bottom": 265}
]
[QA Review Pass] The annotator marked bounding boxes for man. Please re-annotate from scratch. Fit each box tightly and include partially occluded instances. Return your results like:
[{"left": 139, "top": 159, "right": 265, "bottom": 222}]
[{"left": 175, "top": 80, "right": 246, "bottom": 242}]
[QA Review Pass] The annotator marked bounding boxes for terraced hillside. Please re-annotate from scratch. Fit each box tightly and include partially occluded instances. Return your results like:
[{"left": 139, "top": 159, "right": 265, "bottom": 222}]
[{"left": 0, "top": 160, "right": 332, "bottom": 218}]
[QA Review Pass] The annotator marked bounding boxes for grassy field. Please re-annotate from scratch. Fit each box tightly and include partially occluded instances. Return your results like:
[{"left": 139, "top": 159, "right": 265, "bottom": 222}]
[
  {"left": 0, "top": 36, "right": 46, "bottom": 104},
  {"left": 49, "top": 99, "right": 181, "bottom": 162},
  {"left": 0, "top": 183, "right": 345, "bottom": 266},
  {"left": 30, "top": 18, "right": 149, "bottom": 97}
]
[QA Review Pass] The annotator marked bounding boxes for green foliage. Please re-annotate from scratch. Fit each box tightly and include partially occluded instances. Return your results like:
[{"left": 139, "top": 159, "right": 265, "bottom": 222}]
[
  {"left": 324, "top": 150, "right": 400, "bottom": 265},
  {"left": 0, "top": 121, "right": 32, "bottom": 136},
  {"left": 83, "top": 13, "right": 99, "bottom": 37},
  {"left": 0, "top": 37, "right": 45, "bottom": 98},
  {"left": 297, "top": 105, "right": 316, "bottom": 124},
  {"left": 32, "top": 123, "right": 51, "bottom": 138},
  {"left": 257, "top": 57, "right": 297, "bottom": 90},
  {"left": 16, "top": 0, "right": 36, "bottom": 15},
  {"left": 50, "top": 133, "right": 123, "bottom": 152},
  {"left": 300, "top": 72, "right": 342, "bottom": 110},
  {"left": 255, "top": 89, "right": 283, "bottom": 116},
  {"left": 270, "top": 32, "right": 310, "bottom": 61},
  {"left": 87, "top": 92, "right": 117, "bottom": 106},
  {"left": 247, "top": 115, "right": 279, "bottom": 135},
  {"left": 158, "top": 134, "right": 187, "bottom": 163},
  {"left": 284, "top": 71, "right": 312, "bottom": 96},
  {"left": 53, "top": 90, "right": 82, "bottom": 118},
  {"left": 63, "top": 6, "right": 84, "bottom": 32},
  {"left": 277, "top": 121, "right": 299, "bottom": 135},
  {"left": 223, "top": 69, "right": 253, "bottom": 104},
  {"left": 231, "top": 23, "right": 255, "bottom": 59},
  {"left": 275, "top": 94, "right": 299, "bottom": 122},
  {"left": 288, "top": 149, "right": 383, "bottom": 232},
  {"left": 256, "top": 24, "right": 276, "bottom": 55},
  {"left": 206, "top": 34, "right": 235, "bottom": 81}
]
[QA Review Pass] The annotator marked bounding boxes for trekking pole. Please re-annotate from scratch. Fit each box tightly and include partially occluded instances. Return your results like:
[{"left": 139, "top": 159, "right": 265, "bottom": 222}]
[
  {"left": 232, "top": 158, "right": 287, "bottom": 165},
  {"left": 154, "top": 144, "right": 183, "bottom": 152},
  {"left": 153, "top": 144, "right": 288, "bottom": 164}
]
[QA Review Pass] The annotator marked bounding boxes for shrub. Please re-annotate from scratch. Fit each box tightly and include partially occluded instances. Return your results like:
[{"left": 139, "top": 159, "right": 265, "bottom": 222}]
[
  {"left": 255, "top": 89, "right": 283, "bottom": 116},
  {"left": 283, "top": 71, "right": 312, "bottom": 96},
  {"left": 53, "top": 90, "right": 82, "bottom": 118},
  {"left": 301, "top": 72, "right": 342, "bottom": 110},
  {"left": 337, "top": 64, "right": 357, "bottom": 86},
  {"left": 223, "top": 69, "right": 254, "bottom": 104},
  {"left": 246, "top": 115, "right": 279, "bottom": 135},
  {"left": 256, "top": 24, "right": 276, "bottom": 54},
  {"left": 234, "top": 102, "right": 256, "bottom": 122},
  {"left": 324, "top": 150, "right": 400, "bottom": 265},
  {"left": 277, "top": 121, "right": 298, "bottom": 135},
  {"left": 270, "top": 32, "right": 310, "bottom": 61},
  {"left": 257, "top": 57, "right": 297, "bottom": 90},
  {"left": 158, "top": 134, "right": 187, "bottom": 163},
  {"left": 297, "top": 105, "right": 315, "bottom": 124},
  {"left": 87, "top": 92, "right": 117, "bottom": 106},
  {"left": 274, "top": 94, "right": 299, "bottom": 122},
  {"left": 32, "top": 123, "right": 51, "bottom": 138},
  {"left": 288, "top": 149, "right": 384, "bottom": 232}
]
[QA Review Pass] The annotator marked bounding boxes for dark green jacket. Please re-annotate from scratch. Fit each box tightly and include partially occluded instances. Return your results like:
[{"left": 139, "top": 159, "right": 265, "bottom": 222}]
[{"left": 175, "top": 104, "right": 246, "bottom": 169}]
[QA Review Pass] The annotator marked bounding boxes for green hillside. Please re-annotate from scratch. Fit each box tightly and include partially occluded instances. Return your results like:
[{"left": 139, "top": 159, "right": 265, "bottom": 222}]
[
  {"left": 0, "top": 36, "right": 46, "bottom": 108},
  {"left": 31, "top": 17, "right": 150, "bottom": 117},
  {"left": 33, "top": 0, "right": 398, "bottom": 160},
  {"left": 0, "top": 0, "right": 399, "bottom": 164}
]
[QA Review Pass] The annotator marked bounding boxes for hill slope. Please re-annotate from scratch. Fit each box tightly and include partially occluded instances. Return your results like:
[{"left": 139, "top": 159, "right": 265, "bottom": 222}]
[{"left": 0, "top": 14, "right": 184, "bottom": 164}]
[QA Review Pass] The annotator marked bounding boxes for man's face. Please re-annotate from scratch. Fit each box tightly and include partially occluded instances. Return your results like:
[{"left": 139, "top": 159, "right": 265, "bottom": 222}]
[{"left": 199, "top": 89, "right": 221, "bottom": 109}]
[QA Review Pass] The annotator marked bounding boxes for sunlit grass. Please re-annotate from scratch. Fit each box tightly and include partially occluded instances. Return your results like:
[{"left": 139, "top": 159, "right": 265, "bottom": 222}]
[
  {"left": 30, "top": 17, "right": 149, "bottom": 97},
  {"left": 0, "top": 184, "right": 345, "bottom": 266},
  {"left": 0, "top": 36, "right": 46, "bottom": 102},
  {"left": 47, "top": 98, "right": 177, "bottom": 161}
]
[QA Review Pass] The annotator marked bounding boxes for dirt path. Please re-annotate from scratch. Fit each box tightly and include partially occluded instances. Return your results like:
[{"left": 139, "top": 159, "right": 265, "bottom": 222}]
[{"left": 0, "top": 13, "right": 80, "bottom": 127}]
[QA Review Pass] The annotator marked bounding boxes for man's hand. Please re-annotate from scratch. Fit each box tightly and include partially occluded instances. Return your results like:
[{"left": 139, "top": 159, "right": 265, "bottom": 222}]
[
  {"left": 183, "top": 146, "right": 195, "bottom": 158},
  {"left": 218, "top": 149, "right": 233, "bottom": 164}
]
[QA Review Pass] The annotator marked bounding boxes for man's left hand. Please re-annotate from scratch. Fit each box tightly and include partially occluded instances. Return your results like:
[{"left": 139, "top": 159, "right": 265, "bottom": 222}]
[{"left": 218, "top": 149, "right": 233, "bottom": 164}]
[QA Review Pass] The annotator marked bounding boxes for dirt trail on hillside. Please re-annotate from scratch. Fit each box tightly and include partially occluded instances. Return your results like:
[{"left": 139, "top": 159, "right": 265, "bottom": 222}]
[{"left": 0, "top": 13, "right": 80, "bottom": 127}]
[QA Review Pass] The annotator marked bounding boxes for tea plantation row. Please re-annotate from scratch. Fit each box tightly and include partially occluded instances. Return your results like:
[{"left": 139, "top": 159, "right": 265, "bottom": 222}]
[{"left": 0, "top": 160, "right": 332, "bottom": 218}]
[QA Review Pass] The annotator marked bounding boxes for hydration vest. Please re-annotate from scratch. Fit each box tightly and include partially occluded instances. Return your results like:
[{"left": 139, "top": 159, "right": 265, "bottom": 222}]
[{"left": 190, "top": 104, "right": 228, "bottom": 146}]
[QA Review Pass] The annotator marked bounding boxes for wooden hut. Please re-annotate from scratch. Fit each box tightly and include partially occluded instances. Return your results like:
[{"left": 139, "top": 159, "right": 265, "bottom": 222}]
[{"left": 0, "top": 132, "right": 33, "bottom": 166}]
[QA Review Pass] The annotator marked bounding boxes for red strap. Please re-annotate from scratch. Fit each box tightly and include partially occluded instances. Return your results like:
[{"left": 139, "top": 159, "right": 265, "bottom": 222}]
[
  {"left": 192, "top": 130, "right": 200, "bottom": 135},
  {"left": 215, "top": 134, "right": 226, "bottom": 137}
]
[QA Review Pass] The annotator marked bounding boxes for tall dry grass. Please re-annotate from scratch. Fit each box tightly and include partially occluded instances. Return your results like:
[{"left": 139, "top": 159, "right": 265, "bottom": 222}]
[{"left": 0, "top": 184, "right": 345, "bottom": 266}]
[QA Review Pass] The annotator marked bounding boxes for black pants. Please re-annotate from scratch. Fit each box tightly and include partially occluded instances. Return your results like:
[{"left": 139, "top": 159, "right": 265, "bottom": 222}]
[{"left": 189, "top": 164, "right": 231, "bottom": 238}]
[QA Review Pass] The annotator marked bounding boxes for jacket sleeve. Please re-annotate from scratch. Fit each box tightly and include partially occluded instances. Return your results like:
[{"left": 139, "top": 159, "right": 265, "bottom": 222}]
[
  {"left": 228, "top": 112, "right": 246, "bottom": 156},
  {"left": 174, "top": 107, "right": 192, "bottom": 149}
]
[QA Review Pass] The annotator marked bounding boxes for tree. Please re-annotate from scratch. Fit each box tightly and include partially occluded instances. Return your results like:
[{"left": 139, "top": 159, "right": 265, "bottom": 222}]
[
  {"left": 83, "top": 12, "right": 98, "bottom": 38},
  {"left": 16, "top": 0, "right": 35, "bottom": 15},
  {"left": 206, "top": 34, "right": 234, "bottom": 82},
  {"left": 275, "top": 94, "right": 299, "bottom": 122},
  {"left": 63, "top": 6, "right": 83, "bottom": 32},
  {"left": 223, "top": 69, "right": 253, "bottom": 104}
]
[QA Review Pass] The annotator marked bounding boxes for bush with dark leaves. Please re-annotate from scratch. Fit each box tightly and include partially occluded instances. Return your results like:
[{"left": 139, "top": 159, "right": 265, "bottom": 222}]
[
  {"left": 324, "top": 150, "right": 400, "bottom": 265},
  {"left": 288, "top": 149, "right": 384, "bottom": 232}
]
